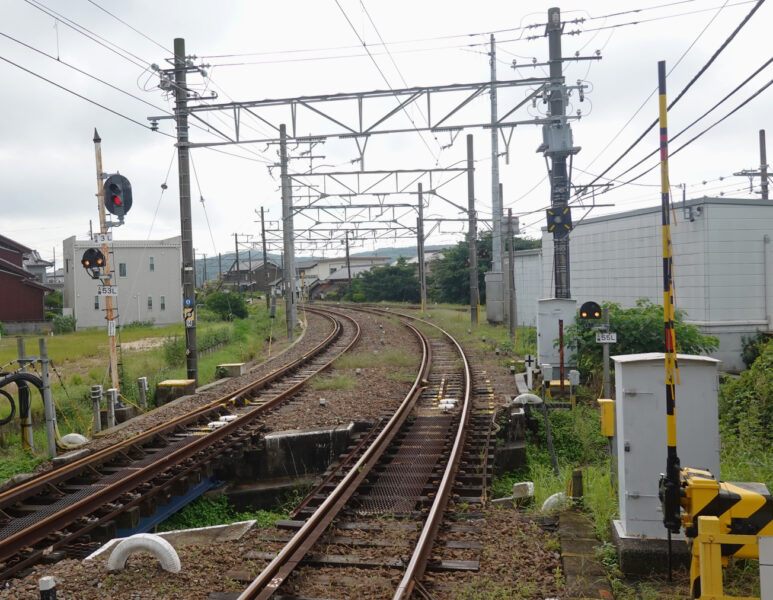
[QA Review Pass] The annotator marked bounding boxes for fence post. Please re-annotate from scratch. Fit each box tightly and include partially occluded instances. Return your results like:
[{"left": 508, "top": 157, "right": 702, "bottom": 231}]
[
  {"left": 38, "top": 339, "right": 57, "bottom": 456},
  {"left": 137, "top": 377, "right": 148, "bottom": 411},
  {"left": 106, "top": 388, "right": 117, "bottom": 429},
  {"left": 17, "top": 337, "right": 35, "bottom": 451},
  {"left": 91, "top": 385, "right": 103, "bottom": 434}
]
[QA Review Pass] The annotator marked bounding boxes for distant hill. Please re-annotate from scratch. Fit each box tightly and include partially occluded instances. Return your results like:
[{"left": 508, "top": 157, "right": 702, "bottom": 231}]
[{"left": 194, "top": 244, "right": 452, "bottom": 284}]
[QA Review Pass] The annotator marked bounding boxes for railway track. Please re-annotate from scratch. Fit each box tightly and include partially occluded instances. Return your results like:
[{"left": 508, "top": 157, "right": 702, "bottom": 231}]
[
  {"left": 0, "top": 307, "right": 361, "bottom": 581},
  {"left": 233, "top": 306, "right": 494, "bottom": 600}
]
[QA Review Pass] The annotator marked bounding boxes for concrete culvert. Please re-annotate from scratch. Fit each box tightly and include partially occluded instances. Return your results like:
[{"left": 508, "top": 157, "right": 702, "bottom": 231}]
[{"left": 107, "top": 533, "right": 181, "bottom": 573}]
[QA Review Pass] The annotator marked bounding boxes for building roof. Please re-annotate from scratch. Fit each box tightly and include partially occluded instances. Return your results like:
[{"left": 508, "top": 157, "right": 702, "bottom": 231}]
[
  {"left": 0, "top": 234, "right": 32, "bottom": 255},
  {"left": 0, "top": 257, "right": 53, "bottom": 291},
  {"left": 23, "top": 249, "right": 53, "bottom": 268},
  {"left": 542, "top": 196, "right": 772, "bottom": 230},
  {"left": 326, "top": 264, "right": 375, "bottom": 281}
]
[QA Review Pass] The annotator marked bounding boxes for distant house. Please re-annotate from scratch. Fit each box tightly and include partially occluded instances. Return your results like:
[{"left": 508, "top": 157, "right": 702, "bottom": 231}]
[
  {"left": 63, "top": 235, "right": 183, "bottom": 329},
  {"left": 308, "top": 264, "right": 377, "bottom": 299},
  {"left": 0, "top": 234, "right": 52, "bottom": 323},
  {"left": 406, "top": 250, "right": 445, "bottom": 275},
  {"left": 221, "top": 259, "right": 282, "bottom": 293},
  {"left": 297, "top": 256, "right": 389, "bottom": 282},
  {"left": 22, "top": 249, "right": 54, "bottom": 284}
]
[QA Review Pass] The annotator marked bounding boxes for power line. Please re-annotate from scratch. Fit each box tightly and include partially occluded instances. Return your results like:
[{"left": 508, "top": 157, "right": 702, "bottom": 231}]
[
  {"left": 0, "top": 53, "right": 171, "bottom": 135},
  {"left": 23, "top": 0, "right": 150, "bottom": 69},
  {"left": 572, "top": 0, "right": 757, "bottom": 34},
  {"left": 333, "top": 0, "right": 439, "bottom": 164},
  {"left": 573, "top": 0, "right": 763, "bottom": 195},
  {"left": 85, "top": 0, "right": 172, "bottom": 54},
  {"left": 586, "top": 0, "right": 699, "bottom": 20},
  {"left": 605, "top": 56, "right": 773, "bottom": 183}
]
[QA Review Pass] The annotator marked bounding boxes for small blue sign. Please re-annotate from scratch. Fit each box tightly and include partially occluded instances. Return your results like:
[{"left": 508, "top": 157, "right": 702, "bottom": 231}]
[{"left": 183, "top": 298, "right": 193, "bottom": 307}]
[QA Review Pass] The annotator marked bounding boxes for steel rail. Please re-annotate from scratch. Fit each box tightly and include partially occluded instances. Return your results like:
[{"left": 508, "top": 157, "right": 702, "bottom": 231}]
[
  {"left": 237, "top": 320, "right": 432, "bottom": 600},
  {"left": 336, "top": 304, "right": 475, "bottom": 598},
  {"left": 0, "top": 310, "right": 338, "bottom": 513},
  {"left": 0, "top": 307, "right": 360, "bottom": 577},
  {"left": 392, "top": 317, "right": 472, "bottom": 600}
]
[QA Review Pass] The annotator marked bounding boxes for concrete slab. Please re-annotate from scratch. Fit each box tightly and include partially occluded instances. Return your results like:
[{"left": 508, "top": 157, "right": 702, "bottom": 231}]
[
  {"left": 84, "top": 519, "right": 256, "bottom": 561},
  {"left": 558, "top": 510, "right": 614, "bottom": 599}
]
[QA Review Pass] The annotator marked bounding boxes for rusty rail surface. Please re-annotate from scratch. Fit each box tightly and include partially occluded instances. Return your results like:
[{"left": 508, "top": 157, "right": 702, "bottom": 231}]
[
  {"left": 0, "top": 307, "right": 360, "bottom": 579},
  {"left": 237, "top": 305, "right": 472, "bottom": 600}
]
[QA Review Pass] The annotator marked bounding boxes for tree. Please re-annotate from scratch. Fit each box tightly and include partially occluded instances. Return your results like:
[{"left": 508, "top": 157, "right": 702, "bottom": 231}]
[
  {"left": 354, "top": 258, "right": 420, "bottom": 303},
  {"left": 564, "top": 299, "right": 719, "bottom": 381},
  {"left": 426, "top": 232, "right": 540, "bottom": 304},
  {"left": 205, "top": 291, "right": 248, "bottom": 320}
]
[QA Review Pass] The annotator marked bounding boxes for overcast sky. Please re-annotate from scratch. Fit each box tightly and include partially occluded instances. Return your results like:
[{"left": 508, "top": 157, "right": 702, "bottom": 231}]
[{"left": 1, "top": 0, "right": 770, "bottom": 267}]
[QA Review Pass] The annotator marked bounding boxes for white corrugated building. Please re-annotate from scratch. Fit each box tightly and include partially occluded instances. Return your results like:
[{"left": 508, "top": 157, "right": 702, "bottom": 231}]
[
  {"left": 63, "top": 235, "right": 183, "bottom": 329},
  {"left": 512, "top": 197, "right": 772, "bottom": 372}
]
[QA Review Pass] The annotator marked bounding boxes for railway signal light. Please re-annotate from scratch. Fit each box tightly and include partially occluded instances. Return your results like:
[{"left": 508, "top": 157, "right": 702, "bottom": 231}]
[
  {"left": 546, "top": 206, "right": 572, "bottom": 235},
  {"left": 81, "top": 248, "right": 106, "bottom": 279},
  {"left": 103, "top": 174, "right": 133, "bottom": 218},
  {"left": 579, "top": 301, "right": 602, "bottom": 320}
]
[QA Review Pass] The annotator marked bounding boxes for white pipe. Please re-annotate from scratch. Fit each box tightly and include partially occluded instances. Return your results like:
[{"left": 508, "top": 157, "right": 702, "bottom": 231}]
[{"left": 107, "top": 533, "right": 181, "bottom": 573}]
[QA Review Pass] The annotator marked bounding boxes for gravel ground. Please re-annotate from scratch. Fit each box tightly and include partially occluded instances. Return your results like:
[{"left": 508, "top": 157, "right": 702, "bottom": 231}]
[
  {"left": 1, "top": 307, "right": 566, "bottom": 599},
  {"left": 28, "top": 311, "right": 332, "bottom": 472}
]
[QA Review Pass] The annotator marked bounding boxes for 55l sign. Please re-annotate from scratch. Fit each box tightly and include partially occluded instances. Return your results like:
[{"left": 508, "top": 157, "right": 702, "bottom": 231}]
[{"left": 595, "top": 332, "right": 617, "bottom": 344}]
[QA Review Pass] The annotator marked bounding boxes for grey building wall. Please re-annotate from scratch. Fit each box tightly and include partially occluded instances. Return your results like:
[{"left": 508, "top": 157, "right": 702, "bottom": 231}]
[
  {"left": 63, "top": 236, "right": 183, "bottom": 329},
  {"left": 538, "top": 197, "right": 773, "bottom": 372}
]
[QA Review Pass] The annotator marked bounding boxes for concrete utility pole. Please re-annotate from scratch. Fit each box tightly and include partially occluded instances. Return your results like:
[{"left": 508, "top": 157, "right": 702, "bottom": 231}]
[
  {"left": 417, "top": 183, "right": 427, "bottom": 312},
  {"left": 508, "top": 207, "right": 517, "bottom": 341},
  {"left": 489, "top": 34, "right": 502, "bottom": 273},
  {"left": 261, "top": 206, "right": 270, "bottom": 310},
  {"left": 761, "top": 129, "right": 769, "bottom": 200},
  {"left": 202, "top": 253, "right": 207, "bottom": 283},
  {"left": 734, "top": 129, "right": 770, "bottom": 200},
  {"left": 173, "top": 37, "right": 198, "bottom": 383},
  {"left": 218, "top": 253, "right": 222, "bottom": 280},
  {"left": 92, "top": 129, "right": 119, "bottom": 392},
  {"left": 467, "top": 134, "right": 479, "bottom": 325},
  {"left": 280, "top": 124, "right": 297, "bottom": 340},
  {"left": 234, "top": 233, "right": 240, "bottom": 275},
  {"left": 547, "top": 7, "right": 571, "bottom": 299},
  {"left": 345, "top": 230, "right": 352, "bottom": 297}
]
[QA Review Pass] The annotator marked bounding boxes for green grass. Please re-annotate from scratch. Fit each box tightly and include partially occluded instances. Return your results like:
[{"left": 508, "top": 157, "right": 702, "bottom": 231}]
[
  {"left": 310, "top": 374, "right": 356, "bottom": 391},
  {"left": 157, "top": 495, "right": 287, "bottom": 532},
  {"left": 0, "top": 301, "right": 291, "bottom": 479},
  {"left": 335, "top": 349, "right": 416, "bottom": 369}
]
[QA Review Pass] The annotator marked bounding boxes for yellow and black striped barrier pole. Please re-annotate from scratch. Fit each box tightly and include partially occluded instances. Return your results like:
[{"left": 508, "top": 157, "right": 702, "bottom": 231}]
[{"left": 656, "top": 60, "right": 682, "bottom": 581}]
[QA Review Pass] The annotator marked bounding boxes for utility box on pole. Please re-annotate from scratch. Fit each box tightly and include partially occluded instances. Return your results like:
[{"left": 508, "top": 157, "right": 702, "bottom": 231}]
[
  {"left": 612, "top": 353, "right": 720, "bottom": 540},
  {"left": 537, "top": 298, "right": 576, "bottom": 368}
]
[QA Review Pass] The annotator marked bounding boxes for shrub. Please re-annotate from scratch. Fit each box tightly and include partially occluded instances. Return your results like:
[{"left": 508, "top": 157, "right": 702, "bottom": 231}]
[
  {"left": 719, "top": 338, "right": 773, "bottom": 445},
  {"left": 741, "top": 331, "right": 770, "bottom": 369},
  {"left": 205, "top": 291, "right": 248, "bottom": 320},
  {"left": 121, "top": 320, "right": 155, "bottom": 330},
  {"left": 564, "top": 299, "right": 719, "bottom": 382},
  {"left": 52, "top": 315, "right": 76, "bottom": 334}
]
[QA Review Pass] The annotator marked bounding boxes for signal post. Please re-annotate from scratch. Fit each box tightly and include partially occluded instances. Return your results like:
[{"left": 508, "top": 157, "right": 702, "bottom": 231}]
[{"left": 93, "top": 129, "right": 119, "bottom": 393}]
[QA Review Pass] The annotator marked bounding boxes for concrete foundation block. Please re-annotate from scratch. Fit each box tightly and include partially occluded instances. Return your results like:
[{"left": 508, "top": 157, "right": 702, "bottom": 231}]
[
  {"left": 611, "top": 520, "right": 690, "bottom": 576},
  {"left": 493, "top": 440, "right": 526, "bottom": 476},
  {"left": 156, "top": 379, "right": 196, "bottom": 405},
  {"left": 215, "top": 363, "right": 246, "bottom": 378}
]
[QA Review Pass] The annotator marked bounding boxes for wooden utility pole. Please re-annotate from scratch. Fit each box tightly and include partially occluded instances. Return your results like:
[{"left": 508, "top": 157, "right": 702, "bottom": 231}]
[{"left": 93, "top": 129, "right": 119, "bottom": 392}]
